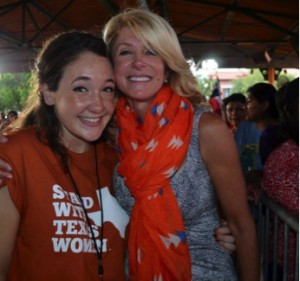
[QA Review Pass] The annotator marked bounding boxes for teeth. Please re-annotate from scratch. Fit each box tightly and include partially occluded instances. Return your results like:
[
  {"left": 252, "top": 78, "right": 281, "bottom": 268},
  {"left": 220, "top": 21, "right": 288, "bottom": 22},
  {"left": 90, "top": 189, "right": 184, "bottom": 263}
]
[
  {"left": 128, "top": 77, "right": 151, "bottom": 82},
  {"left": 80, "top": 117, "right": 100, "bottom": 123}
]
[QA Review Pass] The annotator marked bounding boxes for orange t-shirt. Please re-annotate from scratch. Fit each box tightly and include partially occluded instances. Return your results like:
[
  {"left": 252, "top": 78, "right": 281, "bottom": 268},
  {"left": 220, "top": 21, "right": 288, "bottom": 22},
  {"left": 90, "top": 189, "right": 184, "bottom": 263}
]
[{"left": 0, "top": 127, "right": 129, "bottom": 281}]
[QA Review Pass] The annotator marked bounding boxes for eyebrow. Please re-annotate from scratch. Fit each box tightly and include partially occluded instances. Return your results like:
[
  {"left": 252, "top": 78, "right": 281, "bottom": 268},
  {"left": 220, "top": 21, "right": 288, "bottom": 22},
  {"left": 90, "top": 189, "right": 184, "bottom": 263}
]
[
  {"left": 71, "top": 76, "right": 90, "bottom": 84},
  {"left": 71, "top": 76, "right": 115, "bottom": 84},
  {"left": 113, "top": 42, "right": 132, "bottom": 52},
  {"left": 116, "top": 42, "right": 132, "bottom": 48}
]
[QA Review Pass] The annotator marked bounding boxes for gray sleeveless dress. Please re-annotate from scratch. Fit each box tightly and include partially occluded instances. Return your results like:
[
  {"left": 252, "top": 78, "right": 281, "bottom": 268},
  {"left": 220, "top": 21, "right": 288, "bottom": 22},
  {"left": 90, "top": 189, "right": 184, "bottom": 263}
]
[{"left": 113, "top": 108, "right": 237, "bottom": 281}]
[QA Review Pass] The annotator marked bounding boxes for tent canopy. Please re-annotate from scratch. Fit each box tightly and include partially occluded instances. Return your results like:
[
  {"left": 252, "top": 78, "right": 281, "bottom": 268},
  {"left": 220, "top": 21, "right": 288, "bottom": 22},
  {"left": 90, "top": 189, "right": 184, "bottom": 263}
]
[{"left": 0, "top": 0, "right": 298, "bottom": 72}]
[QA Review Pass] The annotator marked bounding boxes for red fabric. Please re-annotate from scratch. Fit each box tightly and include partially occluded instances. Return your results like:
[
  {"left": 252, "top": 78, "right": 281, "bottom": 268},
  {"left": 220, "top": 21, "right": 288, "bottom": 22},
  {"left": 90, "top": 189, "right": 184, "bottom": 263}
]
[
  {"left": 262, "top": 140, "right": 299, "bottom": 281},
  {"left": 209, "top": 97, "right": 222, "bottom": 116},
  {"left": 227, "top": 123, "right": 236, "bottom": 135},
  {"left": 117, "top": 86, "right": 193, "bottom": 280}
]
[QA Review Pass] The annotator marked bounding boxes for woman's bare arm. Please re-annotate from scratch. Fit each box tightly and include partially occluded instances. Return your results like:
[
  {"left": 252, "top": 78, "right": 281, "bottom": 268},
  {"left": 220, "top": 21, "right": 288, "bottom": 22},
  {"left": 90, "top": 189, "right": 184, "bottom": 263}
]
[
  {"left": 199, "top": 112, "right": 259, "bottom": 281},
  {"left": 0, "top": 186, "right": 20, "bottom": 281}
]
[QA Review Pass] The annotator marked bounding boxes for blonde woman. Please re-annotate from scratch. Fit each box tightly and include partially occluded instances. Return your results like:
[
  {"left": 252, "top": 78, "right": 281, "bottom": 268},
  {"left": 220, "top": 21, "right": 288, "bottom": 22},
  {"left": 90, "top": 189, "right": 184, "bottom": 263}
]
[{"left": 103, "top": 9, "right": 259, "bottom": 281}]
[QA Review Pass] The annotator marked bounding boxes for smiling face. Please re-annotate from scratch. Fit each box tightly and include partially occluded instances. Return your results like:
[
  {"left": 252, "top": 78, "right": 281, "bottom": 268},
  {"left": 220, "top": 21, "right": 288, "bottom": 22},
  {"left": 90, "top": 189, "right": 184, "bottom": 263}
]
[
  {"left": 226, "top": 101, "right": 247, "bottom": 128},
  {"left": 43, "top": 52, "right": 115, "bottom": 152},
  {"left": 111, "top": 27, "right": 166, "bottom": 113}
]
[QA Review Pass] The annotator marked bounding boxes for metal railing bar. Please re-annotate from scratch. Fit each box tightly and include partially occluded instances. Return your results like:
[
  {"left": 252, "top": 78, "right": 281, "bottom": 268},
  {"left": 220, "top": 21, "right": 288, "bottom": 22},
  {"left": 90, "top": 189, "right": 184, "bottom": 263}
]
[
  {"left": 283, "top": 223, "right": 289, "bottom": 281},
  {"left": 264, "top": 207, "right": 270, "bottom": 280},
  {"left": 295, "top": 233, "right": 299, "bottom": 281},
  {"left": 258, "top": 202, "right": 263, "bottom": 249},
  {"left": 272, "top": 215, "right": 279, "bottom": 281},
  {"left": 261, "top": 195, "right": 298, "bottom": 232}
]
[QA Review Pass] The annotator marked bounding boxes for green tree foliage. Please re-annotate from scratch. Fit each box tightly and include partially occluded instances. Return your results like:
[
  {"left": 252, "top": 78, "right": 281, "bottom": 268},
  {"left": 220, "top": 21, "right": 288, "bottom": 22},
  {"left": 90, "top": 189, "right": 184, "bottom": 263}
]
[
  {"left": 0, "top": 73, "right": 32, "bottom": 112},
  {"left": 195, "top": 73, "right": 216, "bottom": 100},
  {"left": 230, "top": 70, "right": 296, "bottom": 95},
  {"left": 230, "top": 69, "right": 265, "bottom": 95}
]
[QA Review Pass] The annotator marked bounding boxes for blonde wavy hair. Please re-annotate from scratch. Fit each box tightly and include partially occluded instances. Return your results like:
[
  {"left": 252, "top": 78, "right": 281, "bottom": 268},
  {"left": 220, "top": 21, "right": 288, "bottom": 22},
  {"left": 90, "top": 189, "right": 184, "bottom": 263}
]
[{"left": 103, "top": 9, "right": 207, "bottom": 108}]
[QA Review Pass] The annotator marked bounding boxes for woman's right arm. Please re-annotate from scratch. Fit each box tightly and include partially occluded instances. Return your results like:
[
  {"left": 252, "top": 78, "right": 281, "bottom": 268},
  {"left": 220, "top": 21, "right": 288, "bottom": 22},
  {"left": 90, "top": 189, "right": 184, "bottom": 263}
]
[
  {"left": 0, "top": 134, "right": 12, "bottom": 185},
  {"left": 0, "top": 186, "right": 20, "bottom": 281}
]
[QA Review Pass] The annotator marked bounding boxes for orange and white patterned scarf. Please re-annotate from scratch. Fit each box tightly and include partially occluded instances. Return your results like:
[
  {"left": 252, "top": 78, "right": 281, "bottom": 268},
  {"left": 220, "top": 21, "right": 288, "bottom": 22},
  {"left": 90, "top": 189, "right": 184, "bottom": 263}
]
[{"left": 117, "top": 86, "right": 193, "bottom": 280}]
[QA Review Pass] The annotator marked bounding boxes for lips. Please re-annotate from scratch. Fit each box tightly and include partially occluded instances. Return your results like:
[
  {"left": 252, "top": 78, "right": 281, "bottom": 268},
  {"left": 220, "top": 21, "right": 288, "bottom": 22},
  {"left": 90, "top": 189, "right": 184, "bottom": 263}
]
[{"left": 128, "top": 76, "right": 152, "bottom": 82}]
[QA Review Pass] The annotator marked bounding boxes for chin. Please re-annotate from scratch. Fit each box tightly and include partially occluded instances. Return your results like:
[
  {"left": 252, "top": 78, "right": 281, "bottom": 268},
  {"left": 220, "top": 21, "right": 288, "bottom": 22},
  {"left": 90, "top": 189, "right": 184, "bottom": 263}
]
[{"left": 82, "top": 130, "right": 104, "bottom": 142}]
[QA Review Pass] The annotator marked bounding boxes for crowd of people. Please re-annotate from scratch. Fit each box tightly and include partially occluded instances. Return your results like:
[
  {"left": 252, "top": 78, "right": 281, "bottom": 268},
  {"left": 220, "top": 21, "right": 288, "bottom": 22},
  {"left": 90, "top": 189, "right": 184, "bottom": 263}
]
[
  {"left": 221, "top": 77, "right": 299, "bottom": 281},
  {"left": 0, "top": 7, "right": 297, "bottom": 281}
]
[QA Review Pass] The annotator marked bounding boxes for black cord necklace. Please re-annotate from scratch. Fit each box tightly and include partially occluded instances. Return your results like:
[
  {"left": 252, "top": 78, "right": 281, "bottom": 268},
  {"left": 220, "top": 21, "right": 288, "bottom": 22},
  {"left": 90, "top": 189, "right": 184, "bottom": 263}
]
[{"left": 66, "top": 145, "right": 104, "bottom": 280}]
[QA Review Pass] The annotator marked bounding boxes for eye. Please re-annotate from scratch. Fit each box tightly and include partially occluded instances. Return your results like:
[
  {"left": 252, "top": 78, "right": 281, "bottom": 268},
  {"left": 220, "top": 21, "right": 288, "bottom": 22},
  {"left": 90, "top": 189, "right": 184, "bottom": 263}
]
[
  {"left": 146, "top": 50, "right": 156, "bottom": 56},
  {"left": 73, "top": 86, "right": 87, "bottom": 93},
  {"left": 119, "top": 50, "right": 131, "bottom": 56},
  {"left": 103, "top": 87, "right": 115, "bottom": 93}
]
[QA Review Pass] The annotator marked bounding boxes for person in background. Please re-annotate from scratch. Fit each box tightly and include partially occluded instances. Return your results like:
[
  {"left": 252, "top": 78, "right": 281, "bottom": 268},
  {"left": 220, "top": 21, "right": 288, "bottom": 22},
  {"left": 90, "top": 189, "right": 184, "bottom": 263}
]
[
  {"left": 0, "top": 31, "right": 129, "bottom": 281},
  {"left": 104, "top": 9, "right": 258, "bottom": 281},
  {"left": 235, "top": 83, "right": 279, "bottom": 205},
  {"left": 1, "top": 111, "right": 19, "bottom": 132},
  {"left": 235, "top": 83, "right": 279, "bottom": 174},
  {"left": 261, "top": 78, "right": 299, "bottom": 281},
  {"left": 223, "top": 93, "right": 247, "bottom": 135},
  {"left": 7, "top": 110, "right": 18, "bottom": 123},
  {"left": 250, "top": 81, "right": 295, "bottom": 206},
  {"left": 258, "top": 83, "right": 289, "bottom": 166}
]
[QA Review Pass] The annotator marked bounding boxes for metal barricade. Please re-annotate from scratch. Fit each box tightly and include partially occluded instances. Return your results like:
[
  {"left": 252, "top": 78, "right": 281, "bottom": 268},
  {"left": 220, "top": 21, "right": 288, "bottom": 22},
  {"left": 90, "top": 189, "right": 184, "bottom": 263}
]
[{"left": 250, "top": 194, "right": 299, "bottom": 281}]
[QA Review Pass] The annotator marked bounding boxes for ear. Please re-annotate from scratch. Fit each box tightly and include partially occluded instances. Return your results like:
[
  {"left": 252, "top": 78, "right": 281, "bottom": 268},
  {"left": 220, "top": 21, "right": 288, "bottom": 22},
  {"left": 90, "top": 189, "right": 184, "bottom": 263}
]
[
  {"left": 40, "top": 83, "right": 55, "bottom": 106},
  {"left": 262, "top": 100, "right": 269, "bottom": 112}
]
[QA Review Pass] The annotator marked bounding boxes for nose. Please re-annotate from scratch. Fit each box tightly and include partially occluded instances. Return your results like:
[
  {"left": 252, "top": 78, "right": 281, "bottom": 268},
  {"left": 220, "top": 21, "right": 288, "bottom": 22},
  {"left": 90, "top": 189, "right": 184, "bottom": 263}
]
[
  {"left": 132, "top": 53, "right": 146, "bottom": 69},
  {"left": 88, "top": 93, "right": 105, "bottom": 113},
  {"left": 232, "top": 109, "right": 238, "bottom": 115}
]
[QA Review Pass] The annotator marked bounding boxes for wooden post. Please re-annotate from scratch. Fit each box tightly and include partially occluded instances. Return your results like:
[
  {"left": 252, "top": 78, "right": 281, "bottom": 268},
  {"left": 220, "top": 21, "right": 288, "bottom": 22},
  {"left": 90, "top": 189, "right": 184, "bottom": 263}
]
[{"left": 268, "top": 68, "right": 275, "bottom": 85}]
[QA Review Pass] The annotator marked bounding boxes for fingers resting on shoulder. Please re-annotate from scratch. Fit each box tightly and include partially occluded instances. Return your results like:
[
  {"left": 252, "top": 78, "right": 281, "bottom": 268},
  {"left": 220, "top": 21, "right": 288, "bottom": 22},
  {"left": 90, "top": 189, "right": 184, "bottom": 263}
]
[{"left": 0, "top": 159, "right": 13, "bottom": 184}]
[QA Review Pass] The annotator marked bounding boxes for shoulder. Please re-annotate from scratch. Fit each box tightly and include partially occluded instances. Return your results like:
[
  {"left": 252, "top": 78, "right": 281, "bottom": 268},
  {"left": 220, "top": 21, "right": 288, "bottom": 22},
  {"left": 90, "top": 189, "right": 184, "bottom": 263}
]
[
  {"left": 265, "top": 140, "right": 299, "bottom": 167},
  {"left": 235, "top": 121, "right": 260, "bottom": 144},
  {"left": 0, "top": 127, "right": 38, "bottom": 154},
  {"left": 275, "top": 139, "right": 298, "bottom": 155},
  {"left": 263, "top": 124, "right": 280, "bottom": 134},
  {"left": 198, "top": 111, "right": 228, "bottom": 134},
  {"left": 236, "top": 121, "right": 254, "bottom": 132},
  {"left": 261, "top": 124, "right": 279, "bottom": 139},
  {"left": 197, "top": 112, "right": 235, "bottom": 159}
]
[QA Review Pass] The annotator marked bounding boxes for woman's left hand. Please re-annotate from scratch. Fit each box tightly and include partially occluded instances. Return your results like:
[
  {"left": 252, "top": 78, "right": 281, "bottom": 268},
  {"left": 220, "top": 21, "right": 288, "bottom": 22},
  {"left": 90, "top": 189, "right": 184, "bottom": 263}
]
[{"left": 215, "top": 221, "right": 236, "bottom": 254}]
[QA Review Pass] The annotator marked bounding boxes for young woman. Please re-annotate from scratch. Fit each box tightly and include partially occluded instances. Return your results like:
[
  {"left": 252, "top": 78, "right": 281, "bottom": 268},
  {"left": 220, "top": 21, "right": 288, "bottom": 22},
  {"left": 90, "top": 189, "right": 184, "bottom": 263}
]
[
  {"left": 0, "top": 31, "right": 129, "bottom": 281},
  {"left": 103, "top": 9, "right": 258, "bottom": 281}
]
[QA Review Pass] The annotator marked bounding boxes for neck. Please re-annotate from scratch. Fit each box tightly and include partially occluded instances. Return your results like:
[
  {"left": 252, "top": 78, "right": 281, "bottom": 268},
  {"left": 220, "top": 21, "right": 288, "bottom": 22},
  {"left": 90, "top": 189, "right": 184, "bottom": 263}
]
[
  {"left": 127, "top": 99, "right": 154, "bottom": 121},
  {"left": 68, "top": 143, "right": 91, "bottom": 153},
  {"left": 61, "top": 134, "right": 91, "bottom": 153}
]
